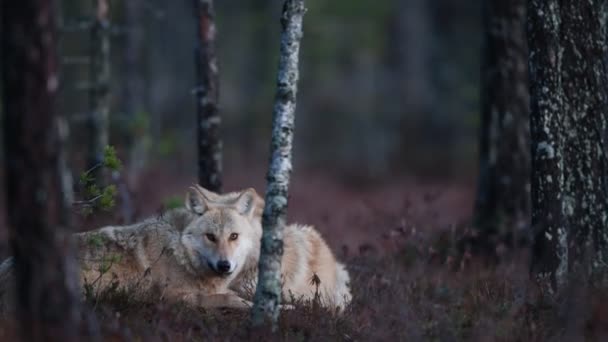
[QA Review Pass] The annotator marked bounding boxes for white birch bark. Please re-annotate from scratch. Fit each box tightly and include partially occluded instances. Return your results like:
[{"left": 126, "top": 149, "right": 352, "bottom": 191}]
[{"left": 251, "top": 0, "right": 306, "bottom": 328}]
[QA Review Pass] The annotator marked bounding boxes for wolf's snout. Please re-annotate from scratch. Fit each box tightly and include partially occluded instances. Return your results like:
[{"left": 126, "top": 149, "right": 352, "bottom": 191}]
[{"left": 216, "top": 260, "right": 231, "bottom": 274}]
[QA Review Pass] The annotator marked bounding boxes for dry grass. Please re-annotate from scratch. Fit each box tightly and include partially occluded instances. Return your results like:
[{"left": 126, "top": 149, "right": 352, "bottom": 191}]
[
  {"left": 5, "top": 232, "right": 606, "bottom": 341},
  {"left": 1, "top": 168, "right": 607, "bottom": 340}
]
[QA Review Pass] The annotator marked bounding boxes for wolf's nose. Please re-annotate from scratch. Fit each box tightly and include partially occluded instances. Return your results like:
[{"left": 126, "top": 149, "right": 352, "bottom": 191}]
[{"left": 216, "top": 260, "right": 231, "bottom": 273}]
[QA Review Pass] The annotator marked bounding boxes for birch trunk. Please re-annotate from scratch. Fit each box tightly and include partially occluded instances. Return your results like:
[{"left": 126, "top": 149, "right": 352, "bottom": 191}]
[
  {"left": 475, "top": 0, "right": 530, "bottom": 241},
  {"left": 528, "top": 0, "right": 608, "bottom": 291},
  {"left": 1, "top": 0, "right": 81, "bottom": 339},
  {"left": 193, "top": 0, "right": 222, "bottom": 192},
  {"left": 88, "top": 0, "right": 111, "bottom": 181},
  {"left": 251, "top": 0, "right": 306, "bottom": 328}
]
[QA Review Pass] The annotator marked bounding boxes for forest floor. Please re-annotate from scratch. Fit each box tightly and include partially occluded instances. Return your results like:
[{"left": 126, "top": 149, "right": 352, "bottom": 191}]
[{"left": 0, "top": 162, "right": 607, "bottom": 340}]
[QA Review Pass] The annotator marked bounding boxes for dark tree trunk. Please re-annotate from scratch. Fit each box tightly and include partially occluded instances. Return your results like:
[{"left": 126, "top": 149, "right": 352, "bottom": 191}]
[
  {"left": 528, "top": 0, "right": 567, "bottom": 291},
  {"left": 123, "top": 0, "right": 148, "bottom": 190},
  {"left": 88, "top": 0, "right": 111, "bottom": 180},
  {"left": 1, "top": 0, "right": 80, "bottom": 339},
  {"left": 475, "top": 0, "right": 530, "bottom": 242},
  {"left": 193, "top": 0, "right": 222, "bottom": 192},
  {"left": 559, "top": 0, "right": 608, "bottom": 282},
  {"left": 251, "top": 0, "right": 306, "bottom": 329},
  {"left": 528, "top": 0, "right": 608, "bottom": 291}
]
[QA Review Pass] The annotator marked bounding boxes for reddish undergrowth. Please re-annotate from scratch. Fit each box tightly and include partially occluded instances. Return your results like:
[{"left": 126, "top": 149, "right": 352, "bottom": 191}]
[{"left": 0, "top": 164, "right": 607, "bottom": 340}]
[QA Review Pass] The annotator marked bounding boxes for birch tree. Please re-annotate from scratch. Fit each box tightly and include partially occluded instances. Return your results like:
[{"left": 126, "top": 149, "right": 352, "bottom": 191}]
[
  {"left": 475, "top": 0, "right": 530, "bottom": 242},
  {"left": 193, "top": 0, "right": 222, "bottom": 192},
  {"left": 251, "top": 0, "right": 306, "bottom": 328},
  {"left": 1, "top": 0, "right": 80, "bottom": 339},
  {"left": 528, "top": 0, "right": 608, "bottom": 291}
]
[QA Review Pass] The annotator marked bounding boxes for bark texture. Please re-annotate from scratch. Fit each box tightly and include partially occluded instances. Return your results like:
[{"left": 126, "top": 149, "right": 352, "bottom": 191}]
[
  {"left": 529, "top": 0, "right": 608, "bottom": 291},
  {"left": 194, "top": 0, "right": 222, "bottom": 192},
  {"left": 251, "top": 0, "right": 306, "bottom": 328},
  {"left": 1, "top": 0, "right": 80, "bottom": 339},
  {"left": 475, "top": 0, "right": 530, "bottom": 239},
  {"left": 88, "top": 0, "right": 111, "bottom": 178}
]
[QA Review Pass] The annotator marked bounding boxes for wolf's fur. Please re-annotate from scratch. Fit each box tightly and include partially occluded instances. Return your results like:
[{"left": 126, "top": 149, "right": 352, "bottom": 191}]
[
  {"left": 0, "top": 186, "right": 351, "bottom": 312},
  {"left": 191, "top": 186, "right": 352, "bottom": 310},
  {"left": 0, "top": 189, "right": 262, "bottom": 313}
]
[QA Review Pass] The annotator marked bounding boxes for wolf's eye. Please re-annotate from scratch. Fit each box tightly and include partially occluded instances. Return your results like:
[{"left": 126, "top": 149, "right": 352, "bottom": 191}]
[
  {"left": 205, "top": 234, "right": 217, "bottom": 243},
  {"left": 229, "top": 233, "right": 239, "bottom": 241}
]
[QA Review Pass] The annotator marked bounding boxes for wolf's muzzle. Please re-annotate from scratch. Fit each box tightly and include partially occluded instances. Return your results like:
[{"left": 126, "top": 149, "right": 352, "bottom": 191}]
[
  {"left": 207, "top": 259, "right": 232, "bottom": 276},
  {"left": 216, "top": 260, "right": 232, "bottom": 274}
]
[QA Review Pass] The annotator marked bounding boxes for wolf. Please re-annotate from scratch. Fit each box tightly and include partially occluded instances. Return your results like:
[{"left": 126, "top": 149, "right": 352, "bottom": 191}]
[
  {"left": 0, "top": 188, "right": 262, "bottom": 312},
  {"left": 0, "top": 185, "right": 351, "bottom": 312},
  {"left": 189, "top": 185, "right": 352, "bottom": 310}
]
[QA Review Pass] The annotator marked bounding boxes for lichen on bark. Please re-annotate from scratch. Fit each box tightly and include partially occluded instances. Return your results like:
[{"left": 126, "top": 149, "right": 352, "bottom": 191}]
[
  {"left": 251, "top": 0, "right": 306, "bottom": 329},
  {"left": 529, "top": 0, "right": 608, "bottom": 292}
]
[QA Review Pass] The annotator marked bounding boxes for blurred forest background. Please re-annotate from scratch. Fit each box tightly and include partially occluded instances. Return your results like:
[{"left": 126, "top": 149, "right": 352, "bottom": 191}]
[
  {"left": 32, "top": 0, "right": 479, "bottom": 174},
  {"left": 1, "top": 0, "right": 481, "bottom": 249},
  {"left": 0, "top": 0, "right": 482, "bottom": 255}
]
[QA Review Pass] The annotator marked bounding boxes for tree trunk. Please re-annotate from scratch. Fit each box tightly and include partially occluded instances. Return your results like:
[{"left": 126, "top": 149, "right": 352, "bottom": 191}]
[
  {"left": 193, "top": 0, "right": 222, "bottom": 192},
  {"left": 1, "top": 0, "right": 81, "bottom": 339},
  {"left": 88, "top": 0, "right": 111, "bottom": 180},
  {"left": 559, "top": 0, "right": 608, "bottom": 283},
  {"left": 475, "top": 0, "right": 530, "bottom": 242},
  {"left": 528, "top": 0, "right": 567, "bottom": 291},
  {"left": 251, "top": 0, "right": 306, "bottom": 329},
  {"left": 528, "top": 0, "right": 608, "bottom": 292},
  {"left": 124, "top": 0, "right": 148, "bottom": 192}
]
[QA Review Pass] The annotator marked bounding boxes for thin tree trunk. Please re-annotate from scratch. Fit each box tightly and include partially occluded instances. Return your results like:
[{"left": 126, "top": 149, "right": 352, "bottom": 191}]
[
  {"left": 251, "top": 0, "right": 306, "bottom": 329},
  {"left": 475, "top": 0, "right": 530, "bottom": 242},
  {"left": 88, "top": 0, "right": 111, "bottom": 180},
  {"left": 1, "top": 0, "right": 80, "bottom": 339},
  {"left": 124, "top": 0, "right": 148, "bottom": 192},
  {"left": 193, "top": 0, "right": 222, "bottom": 192},
  {"left": 528, "top": 0, "right": 608, "bottom": 291}
]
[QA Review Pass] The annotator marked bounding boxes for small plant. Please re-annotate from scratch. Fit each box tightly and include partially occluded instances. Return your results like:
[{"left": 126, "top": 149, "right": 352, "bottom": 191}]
[
  {"left": 74, "top": 145, "right": 123, "bottom": 216},
  {"left": 87, "top": 233, "right": 106, "bottom": 248}
]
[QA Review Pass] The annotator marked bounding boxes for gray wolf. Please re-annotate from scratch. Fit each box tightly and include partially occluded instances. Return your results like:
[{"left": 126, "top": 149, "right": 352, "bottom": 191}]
[
  {"left": 191, "top": 185, "right": 351, "bottom": 310},
  {"left": 0, "top": 186, "right": 351, "bottom": 312}
]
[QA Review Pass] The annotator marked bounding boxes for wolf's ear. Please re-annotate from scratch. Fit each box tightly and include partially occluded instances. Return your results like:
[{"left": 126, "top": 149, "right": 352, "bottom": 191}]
[
  {"left": 193, "top": 185, "right": 222, "bottom": 202},
  {"left": 233, "top": 188, "right": 259, "bottom": 218},
  {"left": 185, "top": 186, "right": 208, "bottom": 215}
]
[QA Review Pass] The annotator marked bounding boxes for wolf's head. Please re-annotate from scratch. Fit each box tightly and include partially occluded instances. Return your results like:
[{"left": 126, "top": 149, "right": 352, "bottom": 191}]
[{"left": 181, "top": 186, "right": 263, "bottom": 278}]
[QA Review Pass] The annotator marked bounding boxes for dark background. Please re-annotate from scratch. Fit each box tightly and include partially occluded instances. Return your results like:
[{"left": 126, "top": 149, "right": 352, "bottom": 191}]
[{"left": 0, "top": 0, "right": 481, "bottom": 253}]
